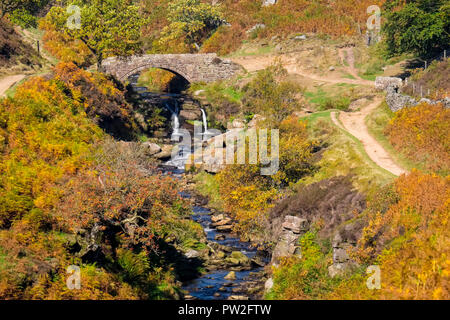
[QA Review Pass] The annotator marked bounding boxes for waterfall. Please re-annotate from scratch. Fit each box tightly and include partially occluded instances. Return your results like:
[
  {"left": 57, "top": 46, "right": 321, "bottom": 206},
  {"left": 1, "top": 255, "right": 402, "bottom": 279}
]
[
  {"left": 172, "top": 112, "right": 180, "bottom": 137},
  {"left": 201, "top": 108, "right": 209, "bottom": 135},
  {"left": 164, "top": 101, "right": 180, "bottom": 139}
]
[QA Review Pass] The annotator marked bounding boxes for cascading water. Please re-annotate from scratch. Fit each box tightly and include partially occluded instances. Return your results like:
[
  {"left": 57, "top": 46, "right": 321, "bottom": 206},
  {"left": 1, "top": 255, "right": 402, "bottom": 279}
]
[
  {"left": 131, "top": 84, "right": 267, "bottom": 300},
  {"left": 164, "top": 101, "right": 181, "bottom": 140},
  {"left": 201, "top": 108, "right": 209, "bottom": 135},
  {"left": 163, "top": 100, "right": 191, "bottom": 170}
]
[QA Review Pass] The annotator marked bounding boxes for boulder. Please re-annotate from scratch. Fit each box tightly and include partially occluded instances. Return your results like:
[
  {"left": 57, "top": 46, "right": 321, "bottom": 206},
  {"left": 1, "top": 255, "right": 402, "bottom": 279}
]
[
  {"left": 180, "top": 109, "right": 202, "bottom": 121},
  {"left": 270, "top": 216, "right": 308, "bottom": 266},
  {"left": 216, "top": 225, "right": 233, "bottom": 232},
  {"left": 185, "top": 249, "right": 201, "bottom": 259},
  {"left": 281, "top": 216, "right": 308, "bottom": 234},
  {"left": 153, "top": 144, "right": 173, "bottom": 160},
  {"left": 246, "top": 24, "right": 266, "bottom": 34},
  {"left": 294, "top": 34, "right": 307, "bottom": 40},
  {"left": 227, "top": 118, "right": 245, "bottom": 129},
  {"left": 141, "top": 142, "right": 161, "bottom": 156},
  {"left": 262, "top": 0, "right": 277, "bottom": 6},
  {"left": 224, "top": 271, "right": 236, "bottom": 280},
  {"left": 248, "top": 114, "right": 266, "bottom": 128},
  {"left": 264, "top": 278, "right": 274, "bottom": 292},
  {"left": 212, "top": 218, "right": 232, "bottom": 227},
  {"left": 215, "top": 234, "right": 226, "bottom": 241},
  {"left": 226, "top": 251, "right": 250, "bottom": 266},
  {"left": 202, "top": 147, "right": 226, "bottom": 173},
  {"left": 211, "top": 214, "right": 225, "bottom": 223}
]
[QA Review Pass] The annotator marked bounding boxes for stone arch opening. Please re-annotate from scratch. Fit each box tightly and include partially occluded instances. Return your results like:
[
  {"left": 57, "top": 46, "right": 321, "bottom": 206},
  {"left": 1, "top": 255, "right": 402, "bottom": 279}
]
[{"left": 123, "top": 65, "right": 190, "bottom": 94}]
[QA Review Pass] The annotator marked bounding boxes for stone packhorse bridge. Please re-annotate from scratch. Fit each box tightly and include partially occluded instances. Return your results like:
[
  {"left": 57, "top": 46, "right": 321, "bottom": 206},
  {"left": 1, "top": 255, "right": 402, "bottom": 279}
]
[{"left": 101, "top": 53, "right": 243, "bottom": 83}]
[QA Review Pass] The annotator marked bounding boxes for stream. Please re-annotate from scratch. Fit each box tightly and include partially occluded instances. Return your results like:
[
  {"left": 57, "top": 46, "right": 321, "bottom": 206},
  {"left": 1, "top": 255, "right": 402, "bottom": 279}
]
[{"left": 130, "top": 78, "right": 267, "bottom": 300}]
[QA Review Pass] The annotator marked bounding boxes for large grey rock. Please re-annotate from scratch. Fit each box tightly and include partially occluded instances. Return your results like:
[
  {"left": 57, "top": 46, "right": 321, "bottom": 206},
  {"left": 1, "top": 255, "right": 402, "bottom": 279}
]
[
  {"left": 185, "top": 249, "right": 201, "bottom": 259},
  {"left": 224, "top": 271, "right": 236, "bottom": 280},
  {"left": 271, "top": 216, "right": 308, "bottom": 266},
  {"left": 294, "top": 35, "right": 307, "bottom": 41},
  {"left": 281, "top": 216, "right": 308, "bottom": 234},
  {"left": 153, "top": 144, "right": 173, "bottom": 160},
  {"left": 141, "top": 142, "right": 161, "bottom": 156},
  {"left": 328, "top": 233, "right": 359, "bottom": 278}
]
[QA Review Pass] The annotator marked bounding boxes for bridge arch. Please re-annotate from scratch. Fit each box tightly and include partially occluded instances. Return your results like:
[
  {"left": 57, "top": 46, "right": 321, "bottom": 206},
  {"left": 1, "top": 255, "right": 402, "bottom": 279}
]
[
  {"left": 122, "top": 66, "right": 191, "bottom": 84},
  {"left": 101, "top": 53, "right": 243, "bottom": 83}
]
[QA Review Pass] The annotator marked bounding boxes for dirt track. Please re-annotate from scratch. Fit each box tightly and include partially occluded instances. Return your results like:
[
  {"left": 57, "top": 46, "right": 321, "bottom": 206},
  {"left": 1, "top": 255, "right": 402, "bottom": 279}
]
[
  {"left": 0, "top": 74, "right": 25, "bottom": 97},
  {"left": 231, "top": 53, "right": 373, "bottom": 86},
  {"left": 333, "top": 99, "right": 407, "bottom": 176},
  {"left": 233, "top": 53, "right": 406, "bottom": 176}
]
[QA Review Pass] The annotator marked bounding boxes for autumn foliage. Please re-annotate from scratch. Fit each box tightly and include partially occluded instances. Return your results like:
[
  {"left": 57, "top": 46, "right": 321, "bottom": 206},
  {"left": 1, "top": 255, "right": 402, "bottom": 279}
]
[
  {"left": 385, "top": 102, "right": 450, "bottom": 174},
  {"left": 0, "top": 63, "right": 195, "bottom": 299},
  {"left": 330, "top": 171, "right": 450, "bottom": 299}
]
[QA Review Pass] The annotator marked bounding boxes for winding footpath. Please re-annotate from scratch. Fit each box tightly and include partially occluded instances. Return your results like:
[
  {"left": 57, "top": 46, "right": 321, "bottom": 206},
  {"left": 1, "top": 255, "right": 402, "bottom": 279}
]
[
  {"left": 331, "top": 99, "right": 407, "bottom": 176},
  {"left": 233, "top": 53, "right": 407, "bottom": 176},
  {"left": 0, "top": 74, "right": 25, "bottom": 97}
]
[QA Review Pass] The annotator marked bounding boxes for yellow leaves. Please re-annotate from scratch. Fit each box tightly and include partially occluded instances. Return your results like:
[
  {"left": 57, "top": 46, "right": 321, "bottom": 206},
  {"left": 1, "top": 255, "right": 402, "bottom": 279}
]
[
  {"left": 385, "top": 102, "right": 450, "bottom": 173},
  {"left": 334, "top": 171, "right": 450, "bottom": 299}
]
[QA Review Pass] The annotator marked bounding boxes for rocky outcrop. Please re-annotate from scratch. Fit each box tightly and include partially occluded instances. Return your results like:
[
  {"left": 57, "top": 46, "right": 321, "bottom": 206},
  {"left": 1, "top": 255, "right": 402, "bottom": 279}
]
[
  {"left": 248, "top": 114, "right": 266, "bottom": 128},
  {"left": 270, "top": 215, "right": 308, "bottom": 267},
  {"left": 328, "top": 231, "right": 358, "bottom": 278},
  {"left": 211, "top": 213, "right": 233, "bottom": 232}
]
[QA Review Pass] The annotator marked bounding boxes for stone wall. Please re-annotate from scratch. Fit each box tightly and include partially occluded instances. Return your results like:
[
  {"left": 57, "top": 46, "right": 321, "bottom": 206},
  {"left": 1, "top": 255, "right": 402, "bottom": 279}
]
[
  {"left": 376, "top": 76, "right": 450, "bottom": 112},
  {"left": 101, "top": 53, "right": 244, "bottom": 83}
]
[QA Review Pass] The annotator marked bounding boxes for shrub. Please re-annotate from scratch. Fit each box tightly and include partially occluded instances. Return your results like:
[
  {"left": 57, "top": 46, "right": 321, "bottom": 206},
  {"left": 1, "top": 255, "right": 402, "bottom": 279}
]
[
  {"left": 331, "top": 171, "right": 450, "bottom": 300},
  {"left": 242, "top": 62, "right": 302, "bottom": 126},
  {"left": 385, "top": 102, "right": 450, "bottom": 174}
]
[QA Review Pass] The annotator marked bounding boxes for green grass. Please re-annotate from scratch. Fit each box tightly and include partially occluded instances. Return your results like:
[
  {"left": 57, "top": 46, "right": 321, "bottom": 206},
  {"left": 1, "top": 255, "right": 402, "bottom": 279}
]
[
  {"left": 365, "top": 100, "right": 426, "bottom": 173},
  {"left": 189, "top": 80, "right": 243, "bottom": 105},
  {"left": 358, "top": 73, "right": 377, "bottom": 81},
  {"left": 193, "top": 171, "right": 224, "bottom": 211},
  {"left": 304, "top": 85, "right": 352, "bottom": 111},
  {"left": 342, "top": 73, "right": 356, "bottom": 80},
  {"left": 304, "top": 87, "right": 329, "bottom": 106},
  {"left": 297, "top": 110, "right": 395, "bottom": 193},
  {"left": 226, "top": 44, "right": 275, "bottom": 58}
]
